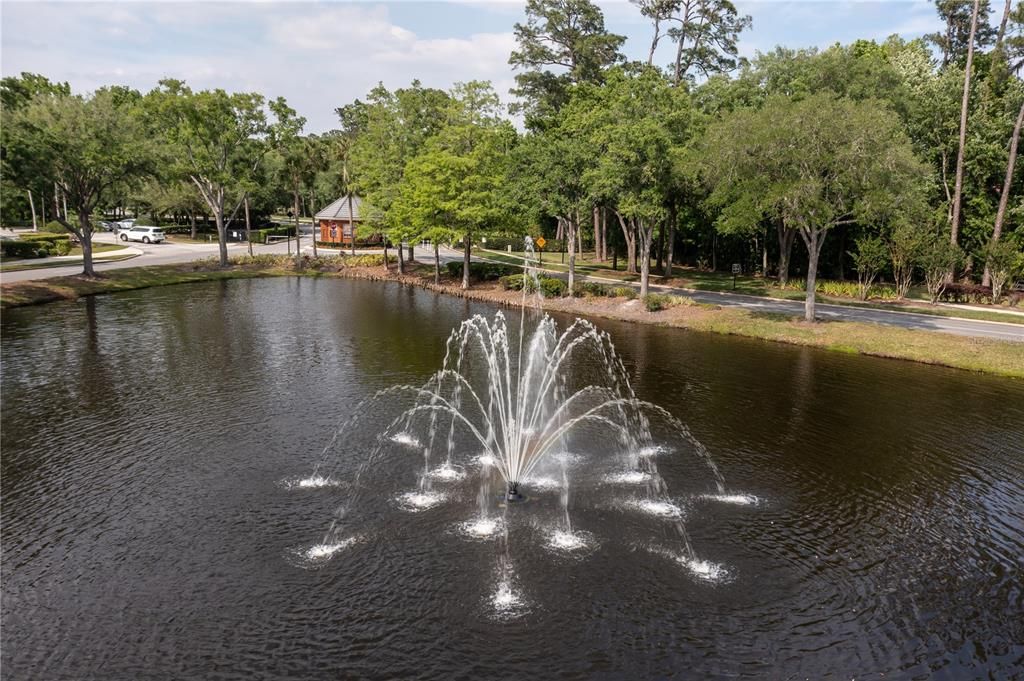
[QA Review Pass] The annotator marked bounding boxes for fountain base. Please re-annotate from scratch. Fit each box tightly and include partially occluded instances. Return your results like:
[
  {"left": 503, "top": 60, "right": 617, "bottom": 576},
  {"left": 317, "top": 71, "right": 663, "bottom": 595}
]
[{"left": 505, "top": 484, "right": 524, "bottom": 503}]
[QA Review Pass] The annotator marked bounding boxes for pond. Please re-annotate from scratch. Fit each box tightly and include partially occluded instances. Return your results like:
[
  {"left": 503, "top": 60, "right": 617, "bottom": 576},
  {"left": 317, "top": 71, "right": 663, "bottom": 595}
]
[{"left": 2, "top": 278, "right": 1022, "bottom": 679}]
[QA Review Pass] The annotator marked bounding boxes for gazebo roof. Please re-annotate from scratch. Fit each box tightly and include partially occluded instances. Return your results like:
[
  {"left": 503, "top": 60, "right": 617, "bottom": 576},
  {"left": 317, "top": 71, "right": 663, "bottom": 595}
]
[{"left": 315, "top": 195, "right": 363, "bottom": 221}]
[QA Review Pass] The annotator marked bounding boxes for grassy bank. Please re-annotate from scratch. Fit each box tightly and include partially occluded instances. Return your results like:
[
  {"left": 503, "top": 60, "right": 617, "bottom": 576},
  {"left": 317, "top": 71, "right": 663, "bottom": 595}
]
[
  {"left": 2, "top": 256, "right": 1021, "bottom": 379},
  {"left": 477, "top": 248, "right": 1024, "bottom": 326}
]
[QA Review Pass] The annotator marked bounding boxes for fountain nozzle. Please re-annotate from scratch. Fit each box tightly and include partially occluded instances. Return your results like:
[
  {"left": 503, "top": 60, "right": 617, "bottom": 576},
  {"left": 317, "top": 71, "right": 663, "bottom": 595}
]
[{"left": 506, "top": 483, "right": 524, "bottom": 502}]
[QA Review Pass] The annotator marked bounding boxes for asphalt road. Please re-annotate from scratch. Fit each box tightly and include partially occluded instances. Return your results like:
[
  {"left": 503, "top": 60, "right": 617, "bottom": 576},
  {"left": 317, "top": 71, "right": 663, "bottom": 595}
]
[{"left": 3, "top": 237, "right": 1021, "bottom": 343}]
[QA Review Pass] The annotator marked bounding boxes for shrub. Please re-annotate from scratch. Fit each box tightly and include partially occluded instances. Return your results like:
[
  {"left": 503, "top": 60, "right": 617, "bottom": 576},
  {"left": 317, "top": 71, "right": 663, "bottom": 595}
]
[
  {"left": 850, "top": 235, "right": 888, "bottom": 300},
  {"left": 52, "top": 240, "right": 73, "bottom": 256},
  {"left": 939, "top": 283, "right": 992, "bottom": 305},
  {"left": 572, "top": 281, "right": 610, "bottom": 297},
  {"left": 984, "top": 240, "right": 1024, "bottom": 304},
  {"left": 643, "top": 293, "right": 675, "bottom": 311},
  {"left": 539, "top": 277, "right": 567, "bottom": 297},
  {"left": 44, "top": 221, "right": 69, "bottom": 233},
  {"left": 251, "top": 226, "right": 294, "bottom": 243},
  {"left": 445, "top": 261, "right": 519, "bottom": 281},
  {"left": 1, "top": 240, "right": 46, "bottom": 259},
  {"left": 609, "top": 286, "right": 638, "bottom": 299},
  {"left": 499, "top": 274, "right": 530, "bottom": 291},
  {"left": 20, "top": 232, "right": 71, "bottom": 245}
]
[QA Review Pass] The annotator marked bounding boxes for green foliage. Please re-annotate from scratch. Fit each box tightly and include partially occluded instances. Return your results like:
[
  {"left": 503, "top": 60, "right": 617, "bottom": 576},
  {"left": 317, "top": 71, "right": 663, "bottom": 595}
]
[
  {"left": 250, "top": 226, "right": 293, "bottom": 243},
  {"left": 1, "top": 240, "right": 47, "bottom": 259},
  {"left": 497, "top": 273, "right": 566, "bottom": 296},
  {"left": 983, "top": 239, "right": 1024, "bottom": 303},
  {"left": 509, "top": 0, "right": 625, "bottom": 125},
  {"left": 777, "top": 278, "right": 900, "bottom": 300},
  {"left": 609, "top": 286, "right": 638, "bottom": 299},
  {"left": 919, "top": 233, "right": 965, "bottom": 303},
  {"left": 643, "top": 293, "right": 676, "bottom": 311},
  {"left": 20, "top": 232, "right": 70, "bottom": 244},
  {"left": 445, "top": 261, "right": 519, "bottom": 281},
  {"left": 571, "top": 281, "right": 610, "bottom": 297},
  {"left": 539, "top": 277, "right": 568, "bottom": 297},
  {"left": 850, "top": 235, "right": 889, "bottom": 299}
]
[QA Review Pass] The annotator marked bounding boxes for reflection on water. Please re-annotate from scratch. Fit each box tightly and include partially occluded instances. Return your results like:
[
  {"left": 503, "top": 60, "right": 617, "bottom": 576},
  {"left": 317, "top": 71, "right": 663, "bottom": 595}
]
[{"left": 2, "top": 278, "right": 1022, "bottom": 679}]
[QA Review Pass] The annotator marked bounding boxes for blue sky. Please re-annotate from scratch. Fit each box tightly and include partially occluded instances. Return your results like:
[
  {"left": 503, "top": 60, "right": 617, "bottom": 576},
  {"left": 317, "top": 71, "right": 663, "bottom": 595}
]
[{"left": 1, "top": 1, "right": 948, "bottom": 132}]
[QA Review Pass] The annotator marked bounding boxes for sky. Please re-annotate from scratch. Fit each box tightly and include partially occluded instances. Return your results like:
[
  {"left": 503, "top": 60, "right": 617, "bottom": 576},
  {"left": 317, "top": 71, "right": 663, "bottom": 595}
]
[{"left": 1, "top": 1, "right": 948, "bottom": 132}]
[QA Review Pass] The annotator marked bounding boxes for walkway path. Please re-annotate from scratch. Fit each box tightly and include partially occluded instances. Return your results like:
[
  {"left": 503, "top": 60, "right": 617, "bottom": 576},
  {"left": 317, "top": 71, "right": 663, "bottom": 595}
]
[{"left": 446, "top": 246, "right": 1024, "bottom": 343}]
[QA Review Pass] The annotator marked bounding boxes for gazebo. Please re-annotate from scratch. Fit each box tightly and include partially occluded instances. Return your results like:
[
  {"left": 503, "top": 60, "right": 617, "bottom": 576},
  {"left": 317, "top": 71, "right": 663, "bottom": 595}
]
[{"left": 315, "top": 195, "right": 363, "bottom": 245}]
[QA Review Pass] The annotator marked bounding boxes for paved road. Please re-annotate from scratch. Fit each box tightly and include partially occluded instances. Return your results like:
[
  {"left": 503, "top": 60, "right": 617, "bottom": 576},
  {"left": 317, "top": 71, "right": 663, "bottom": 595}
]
[
  {"left": 4, "top": 237, "right": 1021, "bottom": 342},
  {"left": 0, "top": 233, "right": 308, "bottom": 284},
  {"left": 452, "top": 247, "right": 1024, "bottom": 343}
]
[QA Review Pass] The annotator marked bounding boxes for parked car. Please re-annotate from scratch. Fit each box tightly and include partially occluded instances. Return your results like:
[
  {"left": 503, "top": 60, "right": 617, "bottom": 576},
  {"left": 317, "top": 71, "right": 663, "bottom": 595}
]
[
  {"left": 120, "top": 226, "right": 165, "bottom": 244},
  {"left": 95, "top": 220, "right": 115, "bottom": 231}
]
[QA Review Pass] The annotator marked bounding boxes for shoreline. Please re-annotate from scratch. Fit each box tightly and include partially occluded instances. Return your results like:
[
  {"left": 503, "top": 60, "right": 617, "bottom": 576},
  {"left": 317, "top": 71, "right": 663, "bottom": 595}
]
[{"left": 2, "top": 257, "right": 1022, "bottom": 379}]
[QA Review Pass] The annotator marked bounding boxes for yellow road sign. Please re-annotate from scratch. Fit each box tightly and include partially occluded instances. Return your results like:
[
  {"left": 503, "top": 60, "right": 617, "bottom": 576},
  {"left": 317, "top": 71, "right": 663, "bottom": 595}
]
[{"left": 535, "top": 237, "right": 547, "bottom": 249}]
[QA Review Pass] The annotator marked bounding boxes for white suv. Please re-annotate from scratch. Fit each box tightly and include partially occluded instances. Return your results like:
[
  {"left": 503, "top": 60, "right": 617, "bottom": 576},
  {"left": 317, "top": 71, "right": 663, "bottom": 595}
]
[{"left": 121, "top": 226, "right": 165, "bottom": 244}]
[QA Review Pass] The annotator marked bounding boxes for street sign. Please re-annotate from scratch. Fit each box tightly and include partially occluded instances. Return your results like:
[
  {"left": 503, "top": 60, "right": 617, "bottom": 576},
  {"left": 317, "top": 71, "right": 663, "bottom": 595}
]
[
  {"left": 535, "top": 237, "right": 547, "bottom": 249},
  {"left": 731, "top": 263, "right": 741, "bottom": 274}
]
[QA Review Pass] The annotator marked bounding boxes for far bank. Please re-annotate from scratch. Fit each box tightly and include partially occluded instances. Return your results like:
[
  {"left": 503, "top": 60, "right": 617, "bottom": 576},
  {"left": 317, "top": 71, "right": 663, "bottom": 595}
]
[{"left": 2, "top": 254, "right": 1022, "bottom": 379}]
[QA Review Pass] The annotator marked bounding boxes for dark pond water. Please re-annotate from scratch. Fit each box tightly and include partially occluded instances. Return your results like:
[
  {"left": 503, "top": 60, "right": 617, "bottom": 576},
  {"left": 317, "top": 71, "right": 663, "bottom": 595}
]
[{"left": 2, "top": 278, "right": 1023, "bottom": 680}]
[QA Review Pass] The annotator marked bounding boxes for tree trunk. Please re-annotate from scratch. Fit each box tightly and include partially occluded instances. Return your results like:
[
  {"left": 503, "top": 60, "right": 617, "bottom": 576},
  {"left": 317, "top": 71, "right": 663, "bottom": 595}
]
[
  {"left": 189, "top": 210, "right": 197, "bottom": 240},
  {"left": 294, "top": 188, "right": 302, "bottom": 266},
  {"left": 776, "top": 221, "right": 797, "bottom": 286},
  {"left": 407, "top": 242, "right": 414, "bottom": 262},
  {"left": 383, "top": 238, "right": 389, "bottom": 270},
  {"left": 601, "top": 208, "right": 608, "bottom": 261},
  {"left": 984, "top": 98, "right": 1024, "bottom": 287},
  {"left": 951, "top": 0, "right": 981, "bottom": 248},
  {"left": 347, "top": 194, "right": 356, "bottom": 256},
  {"left": 663, "top": 204, "right": 676, "bottom": 277},
  {"left": 998, "top": 0, "right": 1012, "bottom": 46},
  {"left": 397, "top": 237, "right": 406, "bottom": 274},
  {"left": 309, "top": 191, "right": 318, "bottom": 258},
  {"left": 462, "top": 237, "right": 471, "bottom": 290},
  {"left": 78, "top": 209, "right": 96, "bottom": 277},
  {"left": 614, "top": 211, "right": 637, "bottom": 274},
  {"left": 41, "top": 191, "right": 46, "bottom": 226},
  {"left": 798, "top": 226, "right": 827, "bottom": 322},
  {"left": 639, "top": 219, "right": 654, "bottom": 298},
  {"left": 244, "top": 196, "right": 253, "bottom": 257},
  {"left": 215, "top": 202, "right": 228, "bottom": 267},
  {"left": 567, "top": 212, "right": 577, "bottom": 295},
  {"left": 27, "top": 190, "right": 37, "bottom": 231},
  {"left": 656, "top": 220, "right": 665, "bottom": 272},
  {"left": 434, "top": 242, "right": 441, "bottom": 285},
  {"left": 647, "top": 18, "right": 661, "bottom": 65},
  {"left": 593, "top": 206, "right": 601, "bottom": 262}
]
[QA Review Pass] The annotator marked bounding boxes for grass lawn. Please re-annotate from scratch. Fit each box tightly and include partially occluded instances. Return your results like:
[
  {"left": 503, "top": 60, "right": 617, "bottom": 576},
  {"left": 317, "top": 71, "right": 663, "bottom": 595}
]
[{"left": 477, "top": 248, "right": 1024, "bottom": 326}]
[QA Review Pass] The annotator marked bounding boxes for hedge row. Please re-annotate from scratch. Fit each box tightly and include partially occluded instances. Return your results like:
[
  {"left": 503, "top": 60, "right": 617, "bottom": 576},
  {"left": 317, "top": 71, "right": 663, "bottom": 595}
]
[
  {"left": 250, "top": 226, "right": 294, "bottom": 243},
  {"left": 1, "top": 231, "right": 76, "bottom": 259},
  {"left": 498, "top": 274, "right": 567, "bottom": 297},
  {"left": 483, "top": 236, "right": 575, "bottom": 252},
  {"left": 445, "top": 261, "right": 520, "bottom": 281}
]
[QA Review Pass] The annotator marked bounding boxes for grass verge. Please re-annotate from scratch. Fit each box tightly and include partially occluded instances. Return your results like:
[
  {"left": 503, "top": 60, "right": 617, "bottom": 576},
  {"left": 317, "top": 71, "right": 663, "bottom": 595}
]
[
  {"left": 2, "top": 255, "right": 1021, "bottom": 379},
  {"left": 477, "top": 248, "right": 1024, "bottom": 325}
]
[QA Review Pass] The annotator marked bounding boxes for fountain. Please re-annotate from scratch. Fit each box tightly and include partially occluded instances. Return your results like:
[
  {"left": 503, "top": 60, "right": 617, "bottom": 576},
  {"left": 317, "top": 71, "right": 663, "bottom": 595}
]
[{"left": 292, "top": 238, "right": 756, "bottom": 613}]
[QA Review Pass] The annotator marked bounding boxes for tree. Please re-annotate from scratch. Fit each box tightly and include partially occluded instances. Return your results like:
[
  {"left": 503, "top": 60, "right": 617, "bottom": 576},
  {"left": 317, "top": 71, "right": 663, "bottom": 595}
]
[
  {"left": 349, "top": 81, "right": 451, "bottom": 274},
  {"left": 927, "top": 0, "right": 995, "bottom": 67},
  {"left": 509, "top": 126, "right": 592, "bottom": 293},
  {"left": 509, "top": 0, "right": 625, "bottom": 126},
  {"left": 567, "top": 67, "right": 685, "bottom": 296},
  {"left": 703, "top": 94, "right": 929, "bottom": 320},
  {"left": 146, "top": 81, "right": 299, "bottom": 267},
  {"left": 4, "top": 87, "right": 152, "bottom": 276},
  {"left": 390, "top": 82, "right": 515, "bottom": 289},
  {"left": 665, "top": 0, "right": 752, "bottom": 85},
  {"left": 984, "top": 238, "right": 1024, "bottom": 301},
  {"left": 850, "top": 235, "right": 889, "bottom": 300},
  {"left": 949, "top": 0, "right": 985, "bottom": 250}
]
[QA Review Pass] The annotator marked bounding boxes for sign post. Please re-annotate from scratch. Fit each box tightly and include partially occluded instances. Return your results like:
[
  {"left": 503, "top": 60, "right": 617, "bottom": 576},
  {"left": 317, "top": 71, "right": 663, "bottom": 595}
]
[
  {"left": 731, "top": 263, "right": 741, "bottom": 290},
  {"left": 535, "top": 236, "right": 546, "bottom": 265}
]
